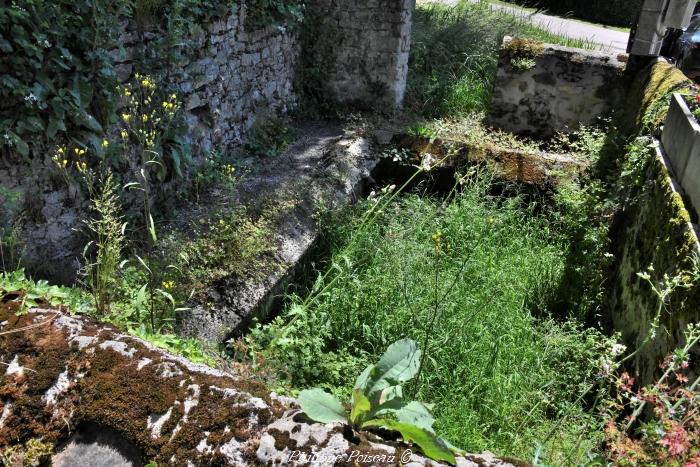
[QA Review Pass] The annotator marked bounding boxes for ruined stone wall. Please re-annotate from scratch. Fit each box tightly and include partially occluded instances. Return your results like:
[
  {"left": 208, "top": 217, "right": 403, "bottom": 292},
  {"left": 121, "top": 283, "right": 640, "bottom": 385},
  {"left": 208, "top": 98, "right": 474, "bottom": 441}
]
[
  {"left": 488, "top": 38, "right": 627, "bottom": 138},
  {"left": 0, "top": 7, "right": 300, "bottom": 284},
  {"left": 607, "top": 146, "right": 700, "bottom": 386},
  {"left": 312, "top": 0, "right": 415, "bottom": 109},
  {"left": 1, "top": 2, "right": 417, "bottom": 284}
]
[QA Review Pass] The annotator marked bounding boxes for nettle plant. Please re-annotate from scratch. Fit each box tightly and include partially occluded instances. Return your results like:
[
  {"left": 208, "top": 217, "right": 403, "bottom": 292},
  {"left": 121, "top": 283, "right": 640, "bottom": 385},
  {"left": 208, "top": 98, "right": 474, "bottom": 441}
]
[{"left": 298, "top": 339, "right": 464, "bottom": 465}]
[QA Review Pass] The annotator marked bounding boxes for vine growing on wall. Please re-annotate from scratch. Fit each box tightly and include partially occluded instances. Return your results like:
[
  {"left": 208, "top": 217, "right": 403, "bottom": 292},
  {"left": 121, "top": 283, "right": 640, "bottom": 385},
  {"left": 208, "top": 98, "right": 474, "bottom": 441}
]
[
  {"left": 0, "top": 1, "right": 128, "bottom": 157},
  {"left": 245, "top": 0, "right": 305, "bottom": 30},
  {"left": 0, "top": 0, "right": 305, "bottom": 160}
]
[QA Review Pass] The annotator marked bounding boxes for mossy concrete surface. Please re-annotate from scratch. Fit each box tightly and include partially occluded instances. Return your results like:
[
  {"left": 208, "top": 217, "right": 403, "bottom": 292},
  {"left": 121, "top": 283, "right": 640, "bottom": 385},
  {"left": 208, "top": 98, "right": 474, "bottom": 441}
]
[
  {"left": 179, "top": 123, "right": 381, "bottom": 344},
  {"left": 391, "top": 133, "right": 585, "bottom": 189},
  {"left": 607, "top": 143, "right": 700, "bottom": 386},
  {"left": 605, "top": 60, "right": 699, "bottom": 385},
  {"left": 0, "top": 304, "right": 519, "bottom": 466}
]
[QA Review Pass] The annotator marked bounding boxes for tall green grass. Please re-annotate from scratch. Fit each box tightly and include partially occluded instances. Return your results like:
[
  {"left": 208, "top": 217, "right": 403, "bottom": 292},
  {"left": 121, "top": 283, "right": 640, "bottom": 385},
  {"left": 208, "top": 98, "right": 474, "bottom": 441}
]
[
  {"left": 249, "top": 178, "right": 614, "bottom": 464},
  {"left": 407, "top": 0, "right": 597, "bottom": 117}
]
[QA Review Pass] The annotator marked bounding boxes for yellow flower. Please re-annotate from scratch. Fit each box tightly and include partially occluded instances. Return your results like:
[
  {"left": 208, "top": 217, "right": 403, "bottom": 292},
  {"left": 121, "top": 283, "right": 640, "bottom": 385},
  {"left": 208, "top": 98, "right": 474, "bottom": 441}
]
[
  {"left": 62, "top": 159, "right": 68, "bottom": 168},
  {"left": 161, "top": 281, "right": 174, "bottom": 290},
  {"left": 142, "top": 114, "right": 149, "bottom": 123},
  {"left": 121, "top": 113, "right": 131, "bottom": 123},
  {"left": 101, "top": 139, "right": 109, "bottom": 149},
  {"left": 57, "top": 147, "right": 65, "bottom": 155},
  {"left": 120, "top": 129, "right": 129, "bottom": 139}
]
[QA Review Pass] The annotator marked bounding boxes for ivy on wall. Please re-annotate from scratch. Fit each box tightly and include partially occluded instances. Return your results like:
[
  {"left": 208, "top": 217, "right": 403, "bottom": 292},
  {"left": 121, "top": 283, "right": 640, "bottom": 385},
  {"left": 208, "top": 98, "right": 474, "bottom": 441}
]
[
  {"left": 245, "top": 0, "right": 305, "bottom": 30},
  {"left": 0, "top": 0, "right": 305, "bottom": 160},
  {"left": 0, "top": 1, "right": 128, "bottom": 157}
]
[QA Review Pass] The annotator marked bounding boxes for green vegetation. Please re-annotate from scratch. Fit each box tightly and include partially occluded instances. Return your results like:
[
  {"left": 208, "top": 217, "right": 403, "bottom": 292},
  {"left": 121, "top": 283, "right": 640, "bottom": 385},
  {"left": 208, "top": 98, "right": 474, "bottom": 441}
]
[
  {"left": 299, "top": 339, "right": 463, "bottom": 465},
  {"left": 245, "top": 0, "right": 305, "bottom": 29},
  {"left": 249, "top": 172, "right": 617, "bottom": 463},
  {"left": 1, "top": 0, "right": 302, "bottom": 161},
  {"left": 407, "top": 0, "right": 596, "bottom": 118},
  {"left": 244, "top": 116, "right": 297, "bottom": 158},
  {"left": 0, "top": 438, "right": 53, "bottom": 467}
]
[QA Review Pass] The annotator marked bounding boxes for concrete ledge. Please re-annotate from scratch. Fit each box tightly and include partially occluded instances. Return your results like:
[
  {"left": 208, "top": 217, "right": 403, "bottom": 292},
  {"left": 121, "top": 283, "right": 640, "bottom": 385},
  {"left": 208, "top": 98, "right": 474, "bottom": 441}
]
[{"left": 662, "top": 93, "right": 700, "bottom": 221}]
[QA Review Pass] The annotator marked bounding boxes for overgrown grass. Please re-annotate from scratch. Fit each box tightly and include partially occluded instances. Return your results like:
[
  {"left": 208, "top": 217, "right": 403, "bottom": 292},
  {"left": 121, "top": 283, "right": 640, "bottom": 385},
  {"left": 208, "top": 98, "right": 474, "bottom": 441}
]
[
  {"left": 407, "top": 0, "right": 597, "bottom": 118},
  {"left": 248, "top": 175, "right": 616, "bottom": 464}
]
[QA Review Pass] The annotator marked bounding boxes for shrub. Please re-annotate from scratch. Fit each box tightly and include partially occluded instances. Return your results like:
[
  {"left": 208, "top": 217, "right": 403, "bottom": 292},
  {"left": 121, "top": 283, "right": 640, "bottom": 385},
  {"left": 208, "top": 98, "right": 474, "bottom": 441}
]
[{"left": 603, "top": 324, "right": 700, "bottom": 465}]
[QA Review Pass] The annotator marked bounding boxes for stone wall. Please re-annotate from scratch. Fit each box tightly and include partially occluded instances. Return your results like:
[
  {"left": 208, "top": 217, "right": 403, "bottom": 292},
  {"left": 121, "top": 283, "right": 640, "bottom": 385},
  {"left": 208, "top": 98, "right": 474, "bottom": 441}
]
[
  {"left": 115, "top": 7, "right": 299, "bottom": 154},
  {"left": 0, "top": 2, "right": 416, "bottom": 284},
  {"left": 312, "top": 0, "right": 415, "bottom": 109},
  {"left": 606, "top": 61, "right": 700, "bottom": 385},
  {"left": 488, "top": 37, "right": 627, "bottom": 138},
  {"left": 607, "top": 144, "right": 700, "bottom": 385}
]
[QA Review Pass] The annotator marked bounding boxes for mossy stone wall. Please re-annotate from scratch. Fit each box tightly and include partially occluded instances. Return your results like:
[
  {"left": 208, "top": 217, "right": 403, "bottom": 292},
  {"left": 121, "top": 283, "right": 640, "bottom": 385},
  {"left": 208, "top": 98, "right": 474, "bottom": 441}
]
[{"left": 607, "top": 60, "right": 699, "bottom": 385}]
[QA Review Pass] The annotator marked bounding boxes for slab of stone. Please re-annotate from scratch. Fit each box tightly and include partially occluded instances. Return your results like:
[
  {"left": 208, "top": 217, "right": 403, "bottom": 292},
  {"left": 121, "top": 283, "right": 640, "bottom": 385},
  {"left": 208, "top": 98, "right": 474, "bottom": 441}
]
[
  {"left": 0, "top": 306, "right": 522, "bottom": 466},
  {"left": 391, "top": 134, "right": 585, "bottom": 189},
  {"left": 488, "top": 37, "right": 627, "bottom": 138},
  {"left": 179, "top": 123, "right": 380, "bottom": 343}
]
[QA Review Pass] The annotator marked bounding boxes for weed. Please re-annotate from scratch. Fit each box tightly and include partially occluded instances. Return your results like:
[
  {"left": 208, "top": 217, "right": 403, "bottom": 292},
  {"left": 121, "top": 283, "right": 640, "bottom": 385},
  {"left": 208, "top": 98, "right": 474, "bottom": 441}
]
[
  {"left": 511, "top": 57, "right": 536, "bottom": 71},
  {"left": 299, "top": 339, "right": 464, "bottom": 464},
  {"left": 0, "top": 269, "right": 89, "bottom": 315},
  {"left": 407, "top": 123, "right": 438, "bottom": 139},
  {"left": 603, "top": 324, "right": 700, "bottom": 465},
  {"left": 408, "top": 0, "right": 595, "bottom": 118},
  {"left": 245, "top": 116, "right": 296, "bottom": 158},
  {"left": 160, "top": 209, "right": 275, "bottom": 297},
  {"left": 0, "top": 187, "right": 23, "bottom": 272},
  {"left": 82, "top": 171, "right": 126, "bottom": 315}
]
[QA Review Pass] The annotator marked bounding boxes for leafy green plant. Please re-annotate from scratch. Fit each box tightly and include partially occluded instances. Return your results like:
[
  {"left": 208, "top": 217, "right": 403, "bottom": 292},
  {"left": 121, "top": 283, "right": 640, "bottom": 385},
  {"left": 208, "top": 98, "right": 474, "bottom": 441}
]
[
  {"left": 0, "top": 269, "right": 88, "bottom": 315},
  {"left": 511, "top": 57, "right": 536, "bottom": 71},
  {"left": 0, "top": 187, "right": 24, "bottom": 272},
  {"left": 298, "top": 338, "right": 463, "bottom": 464},
  {"left": 130, "top": 324, "right": 214, "bottom": 365},
  {"left": 245, "top": 116, "right": 296, "bottom": 158},
  {"left": 0, "top": 1, "right": 130, "bottom": 157},
  {"left": 406, "top": 123, "right": 438, "bottom": 139},
  {"left": 245, "top": 0, "right": 305, "bottom": 29}
]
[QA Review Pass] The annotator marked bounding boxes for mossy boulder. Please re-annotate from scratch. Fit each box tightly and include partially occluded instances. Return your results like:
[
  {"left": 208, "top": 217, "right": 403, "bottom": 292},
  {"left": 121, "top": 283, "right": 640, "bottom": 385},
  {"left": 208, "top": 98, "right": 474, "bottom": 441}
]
[{"left": 0, "top": 304, "right": 520, "bottom": 466}]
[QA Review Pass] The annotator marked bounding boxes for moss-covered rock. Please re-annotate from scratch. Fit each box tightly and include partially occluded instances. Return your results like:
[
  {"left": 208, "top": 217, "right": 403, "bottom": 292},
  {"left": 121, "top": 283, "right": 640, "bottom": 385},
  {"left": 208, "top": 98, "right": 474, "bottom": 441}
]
[{"left": 0, "top": 305, "right": 519, "bottom": 466}]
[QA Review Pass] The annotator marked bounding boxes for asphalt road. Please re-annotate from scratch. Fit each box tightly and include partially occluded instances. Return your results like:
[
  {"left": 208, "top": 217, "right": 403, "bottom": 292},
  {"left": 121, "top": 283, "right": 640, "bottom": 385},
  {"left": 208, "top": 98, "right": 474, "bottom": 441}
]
[{"left": 427, "top": 0, "right": 631, "bottom": 53}]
